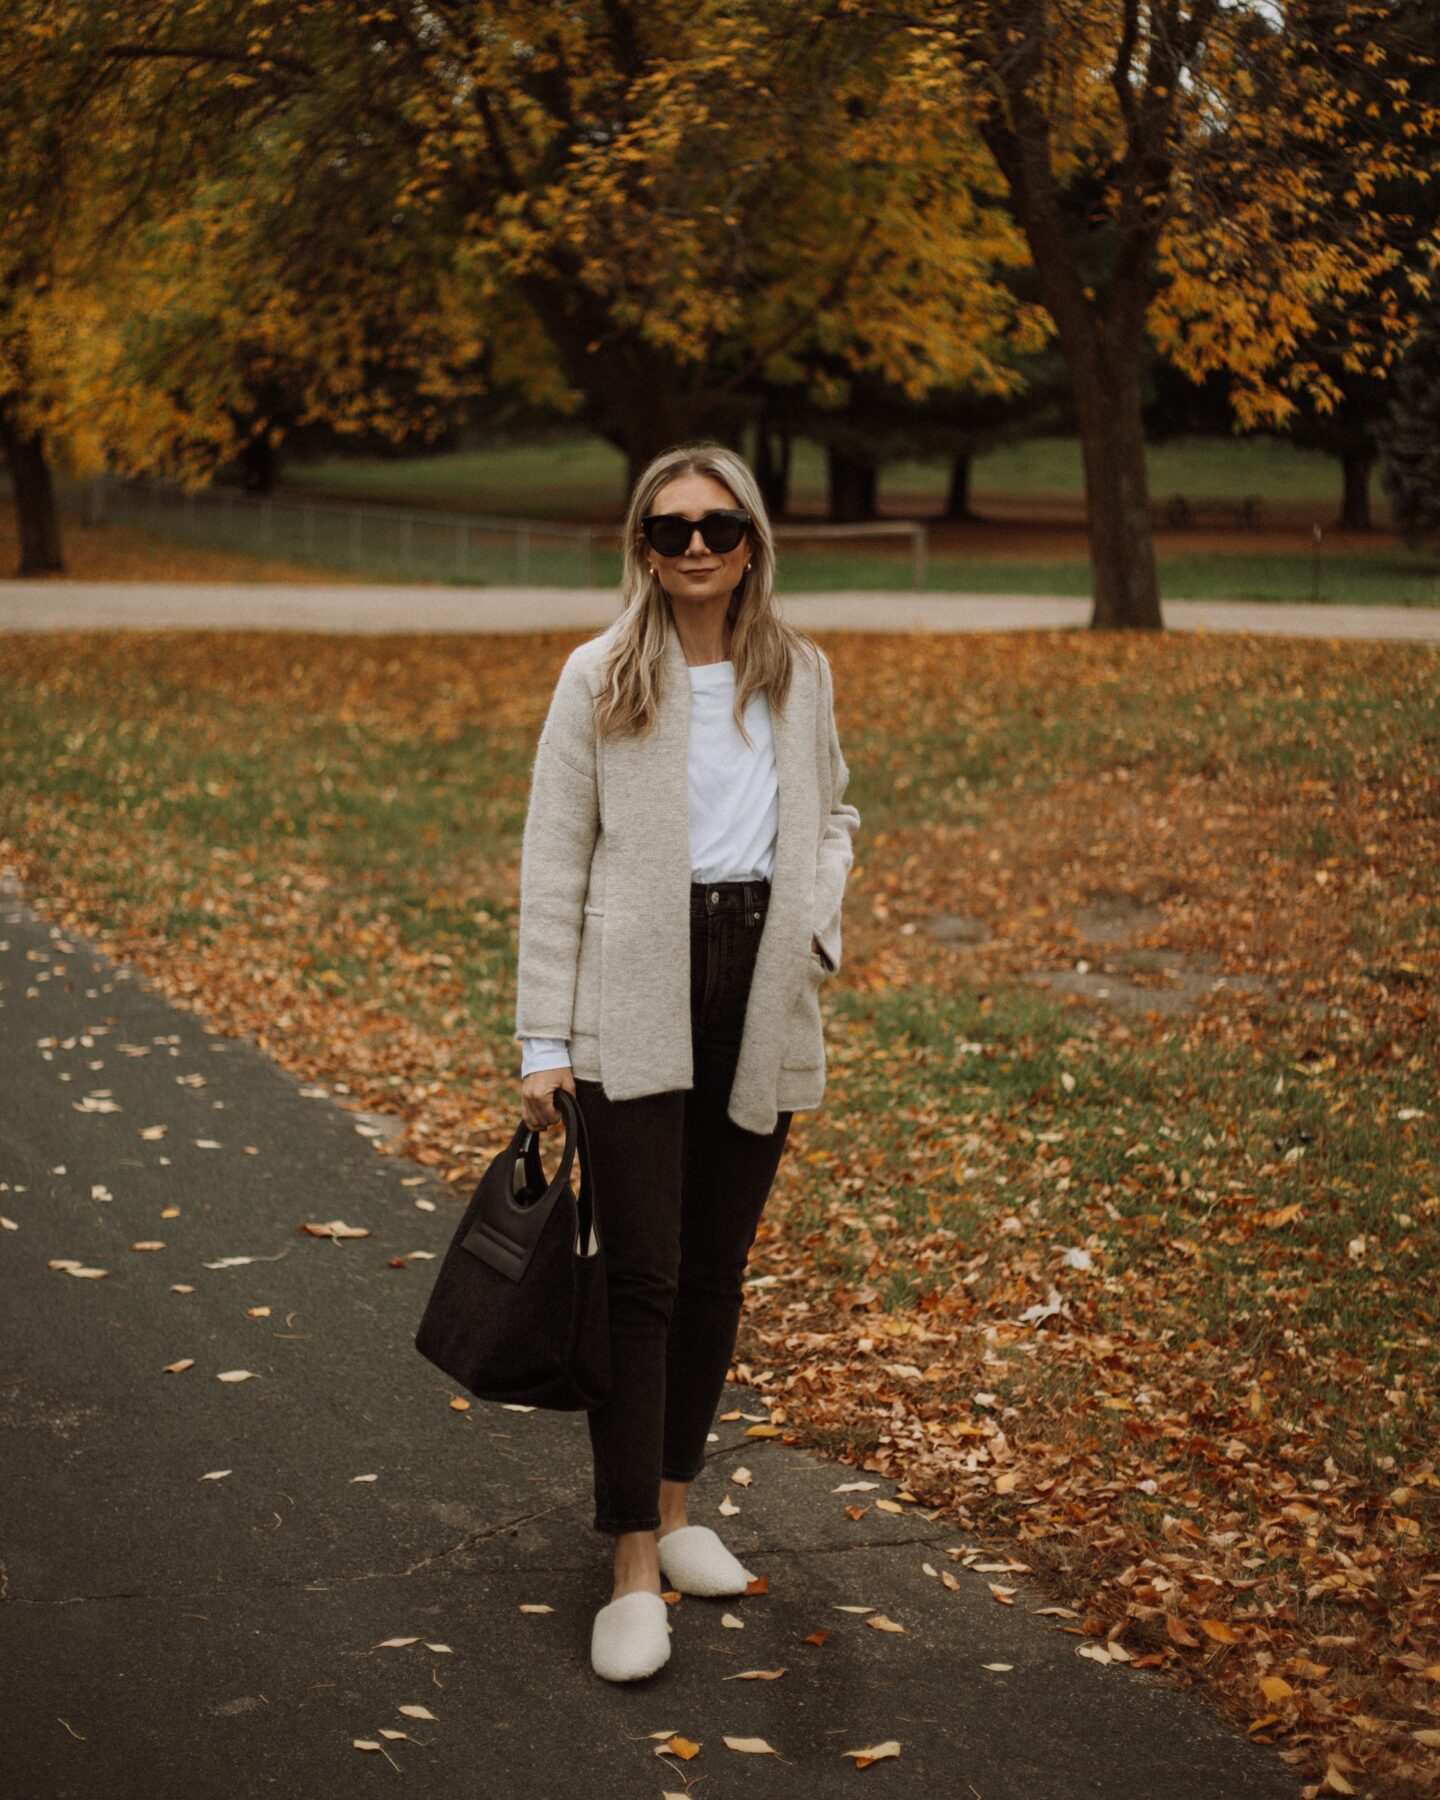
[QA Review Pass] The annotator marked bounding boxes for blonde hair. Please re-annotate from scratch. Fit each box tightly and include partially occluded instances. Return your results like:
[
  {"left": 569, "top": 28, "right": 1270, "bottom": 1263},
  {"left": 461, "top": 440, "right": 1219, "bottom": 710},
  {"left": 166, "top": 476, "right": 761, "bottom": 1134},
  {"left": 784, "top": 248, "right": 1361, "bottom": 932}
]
[{"left": 593, "top": 442, "right": 821, "bottom": 745}]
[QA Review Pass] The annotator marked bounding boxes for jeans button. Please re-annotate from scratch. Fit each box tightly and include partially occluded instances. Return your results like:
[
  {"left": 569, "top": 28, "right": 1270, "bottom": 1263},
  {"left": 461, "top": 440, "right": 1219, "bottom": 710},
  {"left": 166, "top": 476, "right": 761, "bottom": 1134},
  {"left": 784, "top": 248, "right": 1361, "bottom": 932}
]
[{"left": 709, "top": 889, "right": 720, "bottom": 905}]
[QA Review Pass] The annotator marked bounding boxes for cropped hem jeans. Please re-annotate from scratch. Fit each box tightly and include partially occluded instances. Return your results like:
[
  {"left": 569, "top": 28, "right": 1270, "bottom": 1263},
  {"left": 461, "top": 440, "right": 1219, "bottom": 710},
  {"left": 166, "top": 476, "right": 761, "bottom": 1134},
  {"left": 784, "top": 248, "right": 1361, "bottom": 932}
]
[{"left": 573, "top": 878, "right": 793, "bottom": 1536}]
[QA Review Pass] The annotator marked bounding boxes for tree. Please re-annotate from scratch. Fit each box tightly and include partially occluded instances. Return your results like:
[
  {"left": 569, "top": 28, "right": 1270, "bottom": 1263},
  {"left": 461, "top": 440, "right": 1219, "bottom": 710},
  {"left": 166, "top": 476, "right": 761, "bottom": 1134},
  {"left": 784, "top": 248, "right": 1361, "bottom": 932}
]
[
  {"left": 1377, "top": 307, "right": 1440, "bottom": 542},
  {"left": 881, "top": 1, "right": 1440, "bottom": 627},
  {"left": 93, "top": 4, "right": 1046, "bottom": 497}
]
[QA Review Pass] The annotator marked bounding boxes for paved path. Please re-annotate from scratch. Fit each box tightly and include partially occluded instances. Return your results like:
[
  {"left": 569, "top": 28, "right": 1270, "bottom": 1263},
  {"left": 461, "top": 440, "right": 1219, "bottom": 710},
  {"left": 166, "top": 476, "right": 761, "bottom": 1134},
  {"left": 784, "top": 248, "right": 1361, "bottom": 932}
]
[
  {"left": 0, "top": 870, "right": 1300, "bottom": 1797},
  {"left": 1, "top": 579, "right": 1438, "bottom": 640}
]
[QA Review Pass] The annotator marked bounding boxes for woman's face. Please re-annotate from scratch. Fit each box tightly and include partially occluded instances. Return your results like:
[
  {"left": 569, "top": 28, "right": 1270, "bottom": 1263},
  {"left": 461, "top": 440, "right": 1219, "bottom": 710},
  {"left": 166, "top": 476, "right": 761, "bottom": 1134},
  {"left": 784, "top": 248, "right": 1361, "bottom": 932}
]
[{"left": 640, "top": 471, "right": 752, "bottom": 619}]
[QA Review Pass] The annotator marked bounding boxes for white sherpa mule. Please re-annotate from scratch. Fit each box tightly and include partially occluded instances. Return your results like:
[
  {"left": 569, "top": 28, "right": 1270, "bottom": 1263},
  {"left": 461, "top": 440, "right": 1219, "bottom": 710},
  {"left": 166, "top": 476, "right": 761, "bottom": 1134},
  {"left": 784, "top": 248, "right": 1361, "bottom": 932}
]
[
  {"left": 657, "top": 1525, "right": 756, "bottom": 1597},
  {"left": 590, "top": 1589, "right": 672, "bottom": 1682}
]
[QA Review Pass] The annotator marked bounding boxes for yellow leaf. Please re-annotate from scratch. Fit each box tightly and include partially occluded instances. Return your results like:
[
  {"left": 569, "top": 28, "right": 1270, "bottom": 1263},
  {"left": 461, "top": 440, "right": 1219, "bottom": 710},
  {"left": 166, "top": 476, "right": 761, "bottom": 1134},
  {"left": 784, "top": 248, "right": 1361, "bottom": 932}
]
[
  {"left": 660, "top": 1735, "right": 700, "bottom": 1760},
  {"left": 1259, "top": 1675, "right": 1294, "bottom": 1703},
  {"left": 874, "top": 1498, "right": 904, "bottom": 1513},
  {"left": 1199, "top": 1619, "right": 1239, "bottom": 1643},
  {"left": 865, "top": 1614, "right": 907, "bottom": 1632}
]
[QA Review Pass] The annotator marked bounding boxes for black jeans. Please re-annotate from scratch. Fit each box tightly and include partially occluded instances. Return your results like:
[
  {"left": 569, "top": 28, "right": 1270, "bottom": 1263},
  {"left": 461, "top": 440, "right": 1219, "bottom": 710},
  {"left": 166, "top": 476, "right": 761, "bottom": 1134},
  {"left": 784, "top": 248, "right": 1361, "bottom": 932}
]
[{"left": 573, "top": 878, "right": 793, "bottom": 1535}]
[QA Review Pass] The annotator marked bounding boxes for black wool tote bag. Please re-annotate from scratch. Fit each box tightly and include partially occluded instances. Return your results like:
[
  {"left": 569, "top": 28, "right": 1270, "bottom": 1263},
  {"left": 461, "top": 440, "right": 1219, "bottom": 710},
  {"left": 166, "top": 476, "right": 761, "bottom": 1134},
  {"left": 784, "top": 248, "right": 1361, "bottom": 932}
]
[{"left": 414, "top": 1086, "right": 610, "bottom": 1410}]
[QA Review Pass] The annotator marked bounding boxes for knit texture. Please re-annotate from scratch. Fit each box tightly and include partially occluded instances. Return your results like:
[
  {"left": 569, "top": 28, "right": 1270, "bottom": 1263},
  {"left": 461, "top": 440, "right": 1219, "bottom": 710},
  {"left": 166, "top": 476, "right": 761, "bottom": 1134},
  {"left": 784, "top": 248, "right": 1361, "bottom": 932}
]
[{"left": 515, "top": 615, "right": 860, "bottom": 1136}]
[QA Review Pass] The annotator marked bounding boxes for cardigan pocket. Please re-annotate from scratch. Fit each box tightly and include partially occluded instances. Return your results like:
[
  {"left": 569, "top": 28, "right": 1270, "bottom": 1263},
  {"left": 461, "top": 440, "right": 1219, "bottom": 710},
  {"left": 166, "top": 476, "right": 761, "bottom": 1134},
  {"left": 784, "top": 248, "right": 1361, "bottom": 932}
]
[{"left": 780, "top": 954, "right": 828, "bottom": 1073}]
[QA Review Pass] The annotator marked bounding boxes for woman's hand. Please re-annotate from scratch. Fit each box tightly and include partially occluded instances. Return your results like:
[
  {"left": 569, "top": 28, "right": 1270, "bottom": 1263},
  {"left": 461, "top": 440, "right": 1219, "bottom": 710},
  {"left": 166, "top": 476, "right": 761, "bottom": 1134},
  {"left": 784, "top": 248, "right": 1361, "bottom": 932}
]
[{"left": 521, "top": 1063, "right": 576, "bottom": 1132}]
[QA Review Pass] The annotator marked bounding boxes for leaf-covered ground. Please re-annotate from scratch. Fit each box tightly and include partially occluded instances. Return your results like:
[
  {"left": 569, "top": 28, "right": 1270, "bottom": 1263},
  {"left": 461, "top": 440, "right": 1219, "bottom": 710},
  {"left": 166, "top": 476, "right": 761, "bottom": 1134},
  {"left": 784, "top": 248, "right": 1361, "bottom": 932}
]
[{"left": 1, "top": 626, "right": 1435, "bottom": 1798}]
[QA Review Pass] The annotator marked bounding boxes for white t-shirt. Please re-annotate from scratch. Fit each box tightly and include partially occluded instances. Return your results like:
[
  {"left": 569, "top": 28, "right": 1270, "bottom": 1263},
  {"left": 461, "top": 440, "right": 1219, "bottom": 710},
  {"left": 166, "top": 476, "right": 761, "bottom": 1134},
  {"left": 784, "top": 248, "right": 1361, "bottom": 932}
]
[{"left": 521, "top": 659, "right": 778, "bottom": 1075}]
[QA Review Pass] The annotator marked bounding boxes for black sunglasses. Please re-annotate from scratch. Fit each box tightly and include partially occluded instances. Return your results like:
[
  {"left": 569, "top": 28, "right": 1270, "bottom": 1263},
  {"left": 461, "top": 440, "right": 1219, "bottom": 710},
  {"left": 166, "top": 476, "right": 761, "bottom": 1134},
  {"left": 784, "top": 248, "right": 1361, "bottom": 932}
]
[{"left": 640, "top": 508, "right": 751, "bottom": 557}]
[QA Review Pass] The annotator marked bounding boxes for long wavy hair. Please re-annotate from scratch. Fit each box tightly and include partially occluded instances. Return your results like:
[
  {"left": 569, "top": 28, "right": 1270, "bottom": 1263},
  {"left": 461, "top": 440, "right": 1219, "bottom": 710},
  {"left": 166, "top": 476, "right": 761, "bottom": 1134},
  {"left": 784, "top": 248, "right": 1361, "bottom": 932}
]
[{"left": 593, "top": 442, "right": 821, "bottom": 745}]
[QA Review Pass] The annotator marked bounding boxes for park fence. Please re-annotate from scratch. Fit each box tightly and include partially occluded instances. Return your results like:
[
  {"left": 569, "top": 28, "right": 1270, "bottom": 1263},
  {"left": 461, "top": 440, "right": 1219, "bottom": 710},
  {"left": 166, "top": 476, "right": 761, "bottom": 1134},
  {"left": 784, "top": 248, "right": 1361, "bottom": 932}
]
[{"left": 61, "top": 475, "right": 929, "bottom": 591}]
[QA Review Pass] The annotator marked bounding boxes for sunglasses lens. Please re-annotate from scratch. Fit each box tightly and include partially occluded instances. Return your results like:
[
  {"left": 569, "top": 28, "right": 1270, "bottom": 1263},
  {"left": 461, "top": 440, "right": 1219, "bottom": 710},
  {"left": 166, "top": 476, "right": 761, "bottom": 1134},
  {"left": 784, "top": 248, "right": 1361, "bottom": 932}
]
[
  {"left": 701, "top": 516, "right": 744, "bottom": 553},
  {"left": 643, "top": 511, "right": 749, "bottom": 556}
]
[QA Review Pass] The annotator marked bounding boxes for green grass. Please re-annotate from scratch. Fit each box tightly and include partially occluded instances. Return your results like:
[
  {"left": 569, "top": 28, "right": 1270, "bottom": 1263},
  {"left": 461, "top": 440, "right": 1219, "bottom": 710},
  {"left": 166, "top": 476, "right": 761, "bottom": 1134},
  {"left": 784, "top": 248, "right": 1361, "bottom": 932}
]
[
  {"left": 795, "top": 974, "right": 1437, "bottom": 1490},
  {"left": 282, "top": 431, "right": 1363, "bottom": 515},
  {"left": 72, "top": 504, "right": 1440, "bottom": 603}
]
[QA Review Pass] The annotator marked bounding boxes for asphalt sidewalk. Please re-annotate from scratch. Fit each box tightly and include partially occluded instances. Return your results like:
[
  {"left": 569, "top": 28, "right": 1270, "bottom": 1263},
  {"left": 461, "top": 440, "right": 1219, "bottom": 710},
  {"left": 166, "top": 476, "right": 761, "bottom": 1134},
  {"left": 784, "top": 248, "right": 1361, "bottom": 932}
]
[
  {"left": 1, "top": 578, "right": 1438, "bottom": 641},
  {"left": 0, "top": 869, "right": 1300, "bottom": 1798}
]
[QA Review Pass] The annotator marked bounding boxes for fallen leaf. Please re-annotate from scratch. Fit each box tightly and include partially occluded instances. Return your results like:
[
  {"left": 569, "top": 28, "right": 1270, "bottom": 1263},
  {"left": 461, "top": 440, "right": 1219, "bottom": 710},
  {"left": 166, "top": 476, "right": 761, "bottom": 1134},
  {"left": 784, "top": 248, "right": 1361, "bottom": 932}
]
[
  {"left": 875, "top": 1497, "right": 904, "bottom": 1513},
  {"left": 216, "top": 1369, "right": 257, "bottom": 1382},
  {"left": 397, "top": 1704, "right": 436, "bottom": 1720},
  {"left": 1199, "top": 1619, "right": 1239, "bottom": 1643},
  {"left": 162, "top": 1359, "right": 195, "bottom": 1374},
  {"left": 982, "top": 1663, "right": 1014, "bottom": 1672},
  {"left": 724, "top": 1736, "right": 779, "bottom": 1755},
  {"left": 198, "top": 1469, "right": 232, "bottom": 1481},
  {"left": 518, "top": 1604, "right": 553, "bottom": 1614},
  {"left": 723, "top": 1668, "right": 787, "bottom": 1680},
  {"left": 658, "top": 1735, "right": 700, "bottom": 1760},
  {"left": 721, "top": 1612, "right": 744, "bottom": 1629},
  {"left": 865, "top": 1614, "right": 906, "bottom": 1633},
  {"left": 731, "top": 1466, "right": 753, "bottom": 1486},
  {"left": 350, "top": 1473, "right": 378, "bottom": 1483},
  {"left": 375, "top": 1637, "right": 421, "bottom": 1648},
  {"left": 130, "top": 1241, "right": 165, "bottom": 1252},
  {"left": 301, "top": 1219, "right": 370, "bottom": 1238},
  {"left": 842, "top": 1740, "right": 901, "bottom": 1767}
]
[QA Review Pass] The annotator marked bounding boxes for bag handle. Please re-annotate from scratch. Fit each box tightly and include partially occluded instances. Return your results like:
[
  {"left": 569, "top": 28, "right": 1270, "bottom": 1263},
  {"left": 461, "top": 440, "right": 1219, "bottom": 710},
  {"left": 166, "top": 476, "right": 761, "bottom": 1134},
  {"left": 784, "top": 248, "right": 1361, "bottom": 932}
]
[{"left": 512, "top": 1088, "right": 599, "bottom": 1253}]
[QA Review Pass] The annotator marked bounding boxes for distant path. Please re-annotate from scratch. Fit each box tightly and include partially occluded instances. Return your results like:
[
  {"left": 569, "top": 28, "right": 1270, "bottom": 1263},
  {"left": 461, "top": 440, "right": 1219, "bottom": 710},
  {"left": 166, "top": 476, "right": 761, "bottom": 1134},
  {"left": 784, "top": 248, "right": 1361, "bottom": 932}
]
[{"left": 2, "top": 581, "right": 1438, "bottom": 641}]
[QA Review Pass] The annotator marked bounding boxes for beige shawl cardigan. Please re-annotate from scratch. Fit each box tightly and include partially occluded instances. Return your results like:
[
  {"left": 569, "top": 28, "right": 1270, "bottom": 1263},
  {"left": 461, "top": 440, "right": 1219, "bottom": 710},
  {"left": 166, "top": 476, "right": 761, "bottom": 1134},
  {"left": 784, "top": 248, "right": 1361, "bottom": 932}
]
[{"left": 514, "top": 615, "right": 860, "bottom": 1136}]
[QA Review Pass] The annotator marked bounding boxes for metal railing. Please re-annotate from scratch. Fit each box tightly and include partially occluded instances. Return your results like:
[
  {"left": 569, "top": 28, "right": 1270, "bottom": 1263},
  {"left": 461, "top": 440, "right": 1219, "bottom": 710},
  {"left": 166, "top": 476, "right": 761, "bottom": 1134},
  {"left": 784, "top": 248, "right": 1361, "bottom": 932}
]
[{"left": 64, "top": 475, "right": 930, "bottom": 590}]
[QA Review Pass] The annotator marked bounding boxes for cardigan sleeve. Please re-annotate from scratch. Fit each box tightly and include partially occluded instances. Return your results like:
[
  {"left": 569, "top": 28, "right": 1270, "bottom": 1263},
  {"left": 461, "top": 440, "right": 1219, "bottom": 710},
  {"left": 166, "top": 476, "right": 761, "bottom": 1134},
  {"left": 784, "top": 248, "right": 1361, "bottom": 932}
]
[
  {"left": 811, "top": 651, "right": 860, "bottom": 974},
  {"left": 513, "top": 654, "right": 600, "bottom": 1044}
]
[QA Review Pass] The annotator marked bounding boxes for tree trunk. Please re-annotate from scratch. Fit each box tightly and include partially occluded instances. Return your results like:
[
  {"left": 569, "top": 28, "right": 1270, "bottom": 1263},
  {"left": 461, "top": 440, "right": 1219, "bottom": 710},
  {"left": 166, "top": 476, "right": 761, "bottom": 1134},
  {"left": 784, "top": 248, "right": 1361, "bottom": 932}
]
[
  {"left": 1073, "top": 380, "right": 1162, "bottom": 628},
  {"left": 827, "top": 444, "right": 878, "bottom": 522},
  {"left": 754, "top": 420, "right": 792, "bottom": 516},
  {"left": 945, "top": 452, "right": 973, "bottom": 520},
  {"left": 0, "top": 405, "right": 64, "bottom": 575},
  {"left": 1338, "top": 435, "right": 1374, "bottom": 531},
  {"left": 976, "top": 111, "right": 1163, "bottom": 630},
  {"left": 240, "top": 432, "right": 279, "bottom": 494}
]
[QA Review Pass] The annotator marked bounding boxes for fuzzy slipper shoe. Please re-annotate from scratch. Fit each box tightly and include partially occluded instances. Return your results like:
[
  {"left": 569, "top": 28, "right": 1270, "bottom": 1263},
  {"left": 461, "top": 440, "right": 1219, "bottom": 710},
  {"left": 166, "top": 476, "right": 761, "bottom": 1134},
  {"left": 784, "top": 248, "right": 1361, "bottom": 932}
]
[
  {"left": 657, "top": 1525, "right": 756, "bottom": 1597},
  {"left": 590, "top": 1590, "right": 672, "bottom": 1682}
]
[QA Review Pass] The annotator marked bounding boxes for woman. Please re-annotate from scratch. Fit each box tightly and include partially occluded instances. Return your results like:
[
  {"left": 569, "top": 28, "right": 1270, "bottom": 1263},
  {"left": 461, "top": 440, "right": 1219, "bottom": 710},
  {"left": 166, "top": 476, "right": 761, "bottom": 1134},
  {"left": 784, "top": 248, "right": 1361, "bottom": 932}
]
[{"left": 514, "top": 443, "right": 860, "bottom": 1682}]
